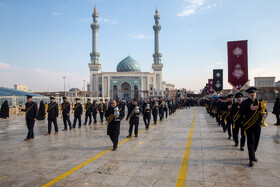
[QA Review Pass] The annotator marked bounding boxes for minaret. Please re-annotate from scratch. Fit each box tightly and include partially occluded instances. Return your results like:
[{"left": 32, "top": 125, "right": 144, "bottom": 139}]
[
  {"left": 89, "top": 5, "right": 101, "bottom": 71},
  {"left": 152, "top": 8, "right": 163, "bottom": 93},
  {"left": 89, "top": 5, "right": 101, "bottom": 93}
]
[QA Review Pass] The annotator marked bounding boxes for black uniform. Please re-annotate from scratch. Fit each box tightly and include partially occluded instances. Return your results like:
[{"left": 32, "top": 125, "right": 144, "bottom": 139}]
[
  {"left": 225, "top": 101, "right": 234, "bottom": 139},
  {"left": 232, "top": 102, "right": 245, "bottom": 148},
  {"left": 164, "top": 101, "right": 168, "bottom": 119},
  {"left": 240, "top": 98, "right": 263, "bottom": 162},
  {"left": 47, "top": 102, "right": 59, "bottom": 133},
  {"left": 37, "top": 101, "right": 45, "bottom": 120},
  {"left": 73, "top": 103, "right": 83, "bottom": 128},
  {"left": 158, "top": 101, "right": 165, "bottom": 121},
  {"left": 126, "top": 104, "right": 141, "bottom": 137},
  {"left": 98, "top": 103, "right": 105, "bottom": 123},
  {"left": 22, "top": 101, "right": 38, "bottom": 139},
  {"left": 272, "top": 98, "right": 280, "bottom": 125},
  {"left": 105, "top": 102, "right": 109, "bottom": 121},
  {"left": 92, "top": 101, "right": 98, "bottom": 124},
  {"left": 0, "top": 100, "right": 9, "bottom": 119},
  {"left": 151, "top": 101, "right": 158, "bottom": 124},
  {"left": 62, "top": 101, "right": 71, "bottom": 130},
  {"left": 84, "top": 102, "right": 93, "bottom": 125},
  {"left": 105, "top": 106, "right": 125, "bottom": 149},
  {"left": 142, "top": 102, "right": 151, "bottom": 130}
]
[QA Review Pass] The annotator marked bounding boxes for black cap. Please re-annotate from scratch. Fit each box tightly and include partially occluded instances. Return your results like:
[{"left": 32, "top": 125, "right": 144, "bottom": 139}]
[
  {"left": 26, "top": 95, "right": 32, "bottom": 99},
  {"left": 75, "top": 98, "right": 80, "bottom": 101},
  {"left": 246, "top": 87, "right": 257, "bottom": 93},
  {"left": 93, "top": 100, "right": 97, "bottom": 102},
  {"left": 227, "top": 94, "right": 234, "bottom": 98},
  {"left": 105, "top": 99, "right": 108, "bottom": 101},
  {"left": 87, "top": 98, "right": 91, "bottom": 101},
  {"left": 62, "top": 97, "right": 67, "bottom": 100},
  {"left": 133, "top": 98, "right": 137, "bottom": 102},
  {"left": 50, "top": 97, "right": 55, "bottom": 100},
  {"left": 100, "top": 99, "right": 103, "bottom": 101},
  {"left": 235, "top": 93, "right": 243, "bottom": 98}
]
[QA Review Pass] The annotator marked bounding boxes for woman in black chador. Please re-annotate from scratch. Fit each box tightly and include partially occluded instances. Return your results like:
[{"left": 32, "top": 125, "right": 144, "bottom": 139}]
[
  {"left": 0, "top": 100, "right": 9, "bottom": 119},
  {"left": 37, "top": 100, "right": 46, "bottom": 120}
]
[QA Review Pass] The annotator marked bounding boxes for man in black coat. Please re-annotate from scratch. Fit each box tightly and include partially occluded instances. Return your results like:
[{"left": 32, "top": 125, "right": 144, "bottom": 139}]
[
  {"left": 83, "top": 98, "right": 93, "bottom": 125},
  {"left": 0, "top": 100, "right": 9, "bottom": 119},
  {"left": 21, "top": 95, "right": 37, "bottom": 141},
  {"left": 92, "top": 100, "right": 98, "bottom": 124},
  {"left": 105, "top": 100, "right": 125, "bottom": 151},
  {"left": 225, "top": 94, "right": 234, "bottom": 139},
  {"left": 126, "top": 98, "right": 141, "bottom": 138},
  {"left": 158, "top": 97, "right": 165, "bottom": 121},
  {"left": 151, "top": 98, "right": 159, "bottom": 124},
  {"left": 73, "top": 98, "right": 83, "bottom": 128},
  {"left": 46, "top": 97, "right": 59, "bottom": 135},
  {"left": 62, "top": 97, "right": 71, "bottom": 130},
  {"left": 240, "top": 87, "right": 266, "bottom": 167},
  {"left": 272, "top": 97, "right": 280, "bottom": 126},
  {"left": 142, "top": 98, "right": 151, "bottom": 130},
  {"left": 98, "top": 99, "right": 105, "bottom": 123},
  {"left": 37, "top": 100, "right": 45, "bottom": 120},
  {"left": 232, "top": 93, "right": 245, "bottom": 150}
]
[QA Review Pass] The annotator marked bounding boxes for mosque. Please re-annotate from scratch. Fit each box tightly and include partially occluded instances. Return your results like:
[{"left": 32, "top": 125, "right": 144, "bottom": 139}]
[{"left": 88, "top": 6, "right": 175, "bottom": 100}]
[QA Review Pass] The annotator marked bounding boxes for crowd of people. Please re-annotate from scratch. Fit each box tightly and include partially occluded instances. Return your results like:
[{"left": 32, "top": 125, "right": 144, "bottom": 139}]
[
  {"left": 202, "top": 87, "right": 280, "bottom": 167},
  {"left": 20, "top": 95, "right": 198, "bottom": 151}
]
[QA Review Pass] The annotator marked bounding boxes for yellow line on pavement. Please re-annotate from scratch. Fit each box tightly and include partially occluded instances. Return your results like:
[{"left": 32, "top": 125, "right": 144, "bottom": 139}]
[
  {"left": 41, "top": 123, "right": 155, "bottom": 187},
  {"left": 176, "top": 107, "right": 197, "bottom": 187}
]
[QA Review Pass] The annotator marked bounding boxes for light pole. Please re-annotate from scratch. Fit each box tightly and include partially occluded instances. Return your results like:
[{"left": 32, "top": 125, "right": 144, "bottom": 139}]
[{"left": 63, "top": 77, "right": 66, "bottom": 96}]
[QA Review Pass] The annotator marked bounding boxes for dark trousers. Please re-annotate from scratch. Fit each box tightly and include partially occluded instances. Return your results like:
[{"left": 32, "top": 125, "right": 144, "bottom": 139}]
[
  {"left": 165, "top": 109, "right": 168, "bottom": 118},
  {"left": 246, "top": 125, "right": 261, "bottom": 161},
  {"left": 233, "top": 122, "right": 246, "bottom": 148},
  {"left": 63, "top": 115, "right": 72, "bottom": 130},
  {"left": 143, "top": 116, "right": 150, "bottom": 129},
  {"left": 129, "top": 118, "right": 139, "bottom": 136},
  {"left": 226, "top": 120, "right": 233, "bottom": 138},
  {"left": 99, "top": 112, "right": 104, "bottom": 122},
  {"left": 275, "top": 113, "right": 280, "bottom": 124},
  {"left": 92, "top": 112, "right": 97, "bottom": 124},
  {"left": 153, "top": 114, "right": 157, "bottom": 124},
  {"left": 109, "top": 135, "right": 119, "bottom": 148},
  {"left": 84, "top": 115, "right": 92, "bottom": 125},
  {"left": 48, "top": 118, "right": 58, "bottom": 133},
  {"left": 26, "top": 120, "right": 35, "bottom": 139},
  {"left": 159, "top": 112, "right": 164, "bottom": 121},
  {"left": 73, "top": 116, "right": 81, "bottom": 128}
]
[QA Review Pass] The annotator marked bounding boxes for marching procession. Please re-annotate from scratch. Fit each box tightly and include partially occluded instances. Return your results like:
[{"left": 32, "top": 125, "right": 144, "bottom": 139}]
[
  {"left": 21, "top": 95, "right": 197, "bottom": 151},
  {"left": 203, "top": 87, "right": 280, "bottom": 167}
]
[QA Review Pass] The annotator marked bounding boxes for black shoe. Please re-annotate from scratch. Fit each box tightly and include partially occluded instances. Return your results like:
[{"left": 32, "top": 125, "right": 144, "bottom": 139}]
[
  {"left": 135, "top": 135, "right": 138, "bottom": 137},
  {"left": 83, "top": 123, "right": 86, "bottom": 126},
  {"left": 78, "top": 126, "right": 81, "bottom": 128},
  {"left": 228, "top": 136, "right": 231, "bottom": 139},
  {"left": 62, "top": 129, "right": 67, "bottom": 131},
  {"left": 112, "top": 147, "right": 117, "bottom": 151},
  {"left": 249, "top": 161, "right": 254, "bottom": 167},
  {"left": 24, "top": 138, "right": 30, "bottom": 141},
  {"left": 240, "top": 147, "right": 244, "bottom": 151},
  {"left": 254, "top": 158, "right": 258, "bottom": 162},
  {"left": 235, "top": 142, "right": 239, "bottom": 147},
  {"left": 89, "top": 123, "right": 91, "bottom": 125},
  {"left": 127, "top": 135, "right": 131, "bottom": 138}
]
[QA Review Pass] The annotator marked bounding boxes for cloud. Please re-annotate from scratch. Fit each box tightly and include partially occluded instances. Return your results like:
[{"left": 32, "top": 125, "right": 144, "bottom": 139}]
[
  {"left": 99, "top": 17, "right": 118, "bottom": 24},
  {"left": 177, "top": 0, "right": 219, "bottom": 17},
  {"left": 0, "top": 62, "right": 88, "bottom": 92},
  {"left": 52, "top": 12, "right": 63, "bottom": 16},
  {"left": 130, "top": 33, "right": 153, "bottom": 39},
  {"left": 0, "top": 2, "right": 5, "bottom": 7}
]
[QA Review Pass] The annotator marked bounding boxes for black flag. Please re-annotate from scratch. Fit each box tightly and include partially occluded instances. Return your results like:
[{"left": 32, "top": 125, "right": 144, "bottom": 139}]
[{"left": 213, "top": 69, "right": 223, "bottom": 93}]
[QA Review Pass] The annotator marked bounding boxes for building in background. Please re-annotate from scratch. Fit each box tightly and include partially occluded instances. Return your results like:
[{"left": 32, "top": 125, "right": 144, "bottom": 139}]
[
  {"left": 14, "top": 85, "right": 28, "bottom": 92},
  {"left": 88, "top": 6, "right": 174, "bottom": 100}
]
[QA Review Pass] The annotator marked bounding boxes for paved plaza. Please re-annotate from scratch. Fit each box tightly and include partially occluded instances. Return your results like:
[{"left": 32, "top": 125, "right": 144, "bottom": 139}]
[{"left": 0, "top": 106, "right": 280, "bottom": 187}]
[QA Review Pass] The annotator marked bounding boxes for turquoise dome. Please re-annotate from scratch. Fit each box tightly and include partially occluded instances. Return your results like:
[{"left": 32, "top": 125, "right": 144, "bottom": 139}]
[{"left": 117, "top": 56, "right": 141, "bottom": 72}]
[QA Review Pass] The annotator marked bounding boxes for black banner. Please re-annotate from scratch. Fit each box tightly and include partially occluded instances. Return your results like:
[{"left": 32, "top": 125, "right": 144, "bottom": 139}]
[{"left": 213, "top": 69, "right": 223, "bottom": 93}]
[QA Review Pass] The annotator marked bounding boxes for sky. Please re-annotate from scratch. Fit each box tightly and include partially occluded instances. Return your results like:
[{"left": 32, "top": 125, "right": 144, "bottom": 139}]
[{"left": 0, "top": 0, "right": 280, "bottom": 93}]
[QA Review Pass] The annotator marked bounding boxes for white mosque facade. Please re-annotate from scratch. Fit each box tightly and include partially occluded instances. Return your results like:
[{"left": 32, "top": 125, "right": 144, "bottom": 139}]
[{"left": 88, "top": 6, "right": 174, "bottom": 100}]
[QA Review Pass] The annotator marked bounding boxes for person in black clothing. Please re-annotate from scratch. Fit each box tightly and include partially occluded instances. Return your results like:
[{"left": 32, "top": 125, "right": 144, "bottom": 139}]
[
  {"left": 164, "top": 99, "right": 168, "bottom": 119},
  {"left": 232, "top": 93, "right": 246, "bottom": 151},
  {"left": 62, "top": 97, "right": 71, "bottom": 130},
  {"left": 126, "top": 98, "right": 141, "bottom": 138},
  {"left": 158, "top": 97, "right": 165, "bottom": 121},
  {"left": 240, "top": 87, "right": 266, "bottom": 167},
  {"left": 225, "top": 94, "right": 234, "bottom": 139},
  {"left": 105, "top": 100, "right": 125, "bottom": 151},
  {"left": 0, "top": 100, "right": 9, "bottom": 119},
  {"left": 98, "top": 99, "right": 105, "bottom": 123},
  {"left": 46, "top": 97, "right": 59, "bottom": 135},
  {"left": 92, "top": 100, "right": 98, "bottom": 124},
  {"left": 105, "top": 99, "right": 109, "bottom": 121},
  {"left": 21, "top": 95, "right": 38, "bottom": 141},
  {"left": 37, "top": 100, "right": 45, "bottom": 120},
  {"left": 83, "top": 98, "right": 93, "bottom": 125},
  {"left": 272, "top": 97, "right": 280, "bottom": 126},
  {"left": 151, "top": 98, "right": 159, "bottom": 124},
  {"left": 73, "top": 98, "right": 83, "bottom": 128},
  {"left": 142, "top": 98, "right": 151, "bottom": 130}
]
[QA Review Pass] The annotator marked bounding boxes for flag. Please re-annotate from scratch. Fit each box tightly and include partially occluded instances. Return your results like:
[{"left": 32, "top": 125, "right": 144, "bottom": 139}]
[
  {"left": 208, "top": 79, "right": 214, "bottom": 94},
  {"left": 213, "top": 69, "right": 223, "bottom": 93},
  {"left": 227, "top": 40, "right": 248, "bottom": 91}
]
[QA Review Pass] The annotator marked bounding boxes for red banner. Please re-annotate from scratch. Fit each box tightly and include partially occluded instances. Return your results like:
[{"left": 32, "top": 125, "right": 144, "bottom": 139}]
[
  {"left": 208, "top": 79, "right": 214, "bottom": 95},
  {"left": 227, "top": 40, "right": 248, "bottom": 91}
]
